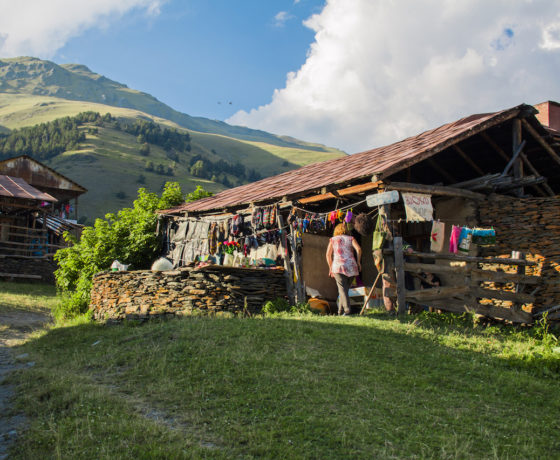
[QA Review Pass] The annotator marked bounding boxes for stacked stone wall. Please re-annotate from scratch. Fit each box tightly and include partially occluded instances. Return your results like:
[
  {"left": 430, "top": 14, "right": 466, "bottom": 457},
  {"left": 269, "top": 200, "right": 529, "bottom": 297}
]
[
  {"left": 0, "top": 257, "right": 56, "bottom": 284},
  {"left": 90, "top": 265, "right": 288, "bottom": 321},
  {"left": 479, "top": 195, "right": 560, "bottom": 311}
]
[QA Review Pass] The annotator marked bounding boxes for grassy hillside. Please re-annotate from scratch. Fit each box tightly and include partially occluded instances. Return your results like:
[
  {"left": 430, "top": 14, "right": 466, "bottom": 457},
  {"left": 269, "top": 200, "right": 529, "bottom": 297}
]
[
  {"left": 0, "top": 57, "right": 347, "bottom": 221},
  {"left": 0, "top": 95, "right": 345, "bottom": 221},
  {"left": 0, "top": 57, "right": 347, "bottom": 152},
  {"left": 2, "top": 285, "right": 559, "bottom": 459}
]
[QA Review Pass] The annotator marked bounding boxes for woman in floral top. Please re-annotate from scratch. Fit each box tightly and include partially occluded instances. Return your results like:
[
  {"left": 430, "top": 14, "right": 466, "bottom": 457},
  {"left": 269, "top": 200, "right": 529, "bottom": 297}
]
[{"left": 326, "top": 223, "right": 362, "bottom": 315}]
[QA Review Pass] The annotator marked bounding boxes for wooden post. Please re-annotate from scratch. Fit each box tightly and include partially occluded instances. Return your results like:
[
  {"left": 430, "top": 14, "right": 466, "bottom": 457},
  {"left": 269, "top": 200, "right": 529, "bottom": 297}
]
[
  {"left": 512, "top": 118, "right": 524, "bottom": 197},
  {"left": 277, "top": 213, "right": 295, "bottom": 305},
  {"left": 394, "top": 237, "right": 407, "bottom": 315},
  {"left": 512, "top": 251, "right": 526, "bottom": 312},
  {"left": 288, "top": 222, "right": 305, "bottom": 304},
  {"left": 378, "top": 189, "right": 396, "bottom": 312},
  {"left": 74, "top": 197, "right": 79, "bottom": 221}
]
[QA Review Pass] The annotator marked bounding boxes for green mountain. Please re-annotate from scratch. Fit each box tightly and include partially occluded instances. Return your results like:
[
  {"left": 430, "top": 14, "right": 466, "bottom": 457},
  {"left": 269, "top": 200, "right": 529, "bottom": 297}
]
[
  {"left": 0, "top": 56, "right": 340, "bottom": 150},
  {"left": 0, "top": 57, "right": 345, "bottom": 222}
]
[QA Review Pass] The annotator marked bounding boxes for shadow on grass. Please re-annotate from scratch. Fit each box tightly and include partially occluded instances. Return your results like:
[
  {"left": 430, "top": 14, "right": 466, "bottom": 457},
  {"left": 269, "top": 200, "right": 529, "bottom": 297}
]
[{"left": 8, "top": 313, "right": 560, "bottom": 459}]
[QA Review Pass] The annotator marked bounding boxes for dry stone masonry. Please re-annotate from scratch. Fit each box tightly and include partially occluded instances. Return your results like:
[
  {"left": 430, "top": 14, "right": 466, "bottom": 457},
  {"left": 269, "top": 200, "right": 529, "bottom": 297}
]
[
  {"left": 91, "top": 265, "right": 288, "bottom": 321},
  {"left": 479, "top": 195, "right": 560, "bottom": 311}
]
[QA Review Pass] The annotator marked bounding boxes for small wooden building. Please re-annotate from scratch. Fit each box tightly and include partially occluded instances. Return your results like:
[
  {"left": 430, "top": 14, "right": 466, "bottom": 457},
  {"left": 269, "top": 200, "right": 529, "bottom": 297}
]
[
  {"left": 0, "top": 156, "right": 86, "bottom": 282},
  {"left": 159, "top": 102, "right": 560, "bottom": 323}
]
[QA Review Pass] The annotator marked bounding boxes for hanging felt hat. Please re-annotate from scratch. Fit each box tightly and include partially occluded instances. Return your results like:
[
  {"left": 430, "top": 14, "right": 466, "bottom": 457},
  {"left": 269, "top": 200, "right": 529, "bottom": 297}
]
[{"left": 353, "top": 213, "right": 374, "bottom": 236}]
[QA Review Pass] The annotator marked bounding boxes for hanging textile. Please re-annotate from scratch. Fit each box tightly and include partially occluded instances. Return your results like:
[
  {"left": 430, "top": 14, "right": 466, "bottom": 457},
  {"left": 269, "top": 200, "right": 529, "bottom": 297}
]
[
  {"left": 402, "top": 193, "right": 433, "bottom": 222},
  {"left": 449, "top": 225, "right": 461, "bottom": 254},
  {"left": 430, "top": 221, "right": 445, "bottom": 253},
  {"left": 458, "top": 227, "right": 472, "bottom": 254},
  {"left": 472, "top": 228, "right": 496, "bottom": 246}
]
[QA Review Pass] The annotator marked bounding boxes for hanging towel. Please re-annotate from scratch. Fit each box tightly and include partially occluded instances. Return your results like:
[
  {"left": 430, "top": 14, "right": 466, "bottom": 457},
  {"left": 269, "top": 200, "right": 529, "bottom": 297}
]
[
  {"left": 458, "top": 227, "right": 473, "bottom": 253},
  {"left": 449, "top": 225, "right": 461, "bottom": 253},
  {"left": 430, "top": 221, "right": 445, "bottom": 253},
  {"left": 472, "top": 228, "right": 496, "bottom": 246}
]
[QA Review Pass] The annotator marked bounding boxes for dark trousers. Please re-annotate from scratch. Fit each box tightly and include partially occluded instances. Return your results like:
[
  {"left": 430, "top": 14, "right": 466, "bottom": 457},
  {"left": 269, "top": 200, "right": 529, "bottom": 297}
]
[{"left": 334, "top": 273, "right": 353, "bottom": 315}]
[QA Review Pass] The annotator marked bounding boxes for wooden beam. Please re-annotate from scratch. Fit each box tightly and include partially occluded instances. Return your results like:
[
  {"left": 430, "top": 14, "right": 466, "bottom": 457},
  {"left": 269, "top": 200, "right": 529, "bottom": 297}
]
[
  {"left": 470, "top": 269, "right": 540, "bottom": 285},
  {"left": 385, "top": 181, "right": 486, "bottom": 201},
  {"left": 405, "top": 285, "right": 470, "bottom": 302},
  {"left": 0, "top": 272, "right": 42, "bottom": 280},
  {"left": 388, "top": 250, "right": 537, "bottom": 266},
  {"left": 512, "top": 118, "right": 524, "bottom": 196},
  {"left": 521, "top": 118, "right": 560, "bottom": 167},
  {"left": 404, "top": 262, "right": 468, "bottom": 276},
  {"left": 428, "top": 158, "right": 456, "bottom": 183},
  {"left": 480, "top": 132, "right": 510, "bottom": 162},
  {"left": 424, "top": 298, "right": 533, "bottom": 323},
  {"left": 297, "top": 180, "right": 382, "bottom": 204},
  {"left": 472, "top": 287, "right": 535, "bottom": 304},
  {"left": 480, "top": 131, "right": 553, "bottom": 195},
  {"left": 452, "top": 145, "right": 485, "bottom": 175},
  {"left": 394, "top": 237, "right": 407, "bottom": 315}
]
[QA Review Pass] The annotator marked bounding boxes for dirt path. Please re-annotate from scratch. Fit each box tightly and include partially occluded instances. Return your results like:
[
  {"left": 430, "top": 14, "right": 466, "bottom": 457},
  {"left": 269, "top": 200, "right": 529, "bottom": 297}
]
[{"left": 0, "top": 307, "right": 51, "bottom": 459}]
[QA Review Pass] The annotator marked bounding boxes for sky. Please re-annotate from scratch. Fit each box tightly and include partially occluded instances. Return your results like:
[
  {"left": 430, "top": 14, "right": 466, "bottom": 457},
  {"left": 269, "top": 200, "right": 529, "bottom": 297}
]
[{"left": 1, "top": 0, "right": 560, "bottom": 154}]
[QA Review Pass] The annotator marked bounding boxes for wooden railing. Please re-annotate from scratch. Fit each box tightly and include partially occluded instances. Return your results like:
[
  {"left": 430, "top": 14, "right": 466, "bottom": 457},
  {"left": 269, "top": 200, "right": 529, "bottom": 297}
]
[
  {"left": 388, "top": 237, "right": 539, "bottom": 323},
  {"left": 0, "top": 225, "right": 65, "bottom": 258}
]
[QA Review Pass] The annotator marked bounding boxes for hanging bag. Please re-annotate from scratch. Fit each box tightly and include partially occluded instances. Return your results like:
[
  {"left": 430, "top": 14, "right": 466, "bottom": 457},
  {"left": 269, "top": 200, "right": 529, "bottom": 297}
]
[{"left": 371, "top": 214, "right": 387, "bottom": 250}]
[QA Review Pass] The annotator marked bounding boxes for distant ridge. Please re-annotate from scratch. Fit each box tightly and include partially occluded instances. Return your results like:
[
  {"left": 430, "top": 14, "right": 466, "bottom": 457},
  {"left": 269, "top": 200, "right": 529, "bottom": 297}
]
[{"left": 0, "top": 56, "right": 339, "bottom": 152}]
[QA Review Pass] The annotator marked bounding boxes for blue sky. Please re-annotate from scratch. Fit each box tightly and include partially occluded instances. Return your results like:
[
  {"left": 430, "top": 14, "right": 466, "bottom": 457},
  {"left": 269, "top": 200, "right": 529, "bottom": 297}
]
[
  {"left": 1, "top": 0, "right": 560, "bottom": 153},
  {"left": 52, "top": 1, "right": 325, "bottom": 122}
]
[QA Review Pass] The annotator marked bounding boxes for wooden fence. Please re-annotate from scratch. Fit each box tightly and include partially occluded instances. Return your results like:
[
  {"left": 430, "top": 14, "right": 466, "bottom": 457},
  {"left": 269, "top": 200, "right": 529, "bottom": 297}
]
[
  {"left": 0, "top": 224, "right": 64, "bottom": 258},
  {"left": 389, "top": 236, "right": 538, "bottom": 323}
]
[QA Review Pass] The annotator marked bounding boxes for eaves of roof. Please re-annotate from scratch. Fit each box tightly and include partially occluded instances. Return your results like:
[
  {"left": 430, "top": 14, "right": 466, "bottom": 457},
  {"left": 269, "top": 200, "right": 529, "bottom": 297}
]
[{"left": 162, "top": 104, "right": 530, "bottom": 215}]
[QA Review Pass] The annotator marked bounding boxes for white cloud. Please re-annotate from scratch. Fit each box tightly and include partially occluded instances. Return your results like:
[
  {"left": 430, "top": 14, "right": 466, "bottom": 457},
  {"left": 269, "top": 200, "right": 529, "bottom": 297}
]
[
  {"left": 229, "top": 0, "right": 560, "bottom": 153},
  {"left": 274, "top": 11, "right": 292, "bottom": 28},
  {"left": 0, "top": 0, "right": 165, "bottom": 58}
]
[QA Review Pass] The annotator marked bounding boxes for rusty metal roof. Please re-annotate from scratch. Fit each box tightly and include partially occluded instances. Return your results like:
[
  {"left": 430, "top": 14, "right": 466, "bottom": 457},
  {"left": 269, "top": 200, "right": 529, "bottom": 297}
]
[
  {"left": 0, "top": 155, "right": 87, "bottom": 194},
  {"left": 0, "top": 175, "right": 57, "bottom": 202},
  {"left": 168, "top": 105, "right": 527, "bottom": 214}
]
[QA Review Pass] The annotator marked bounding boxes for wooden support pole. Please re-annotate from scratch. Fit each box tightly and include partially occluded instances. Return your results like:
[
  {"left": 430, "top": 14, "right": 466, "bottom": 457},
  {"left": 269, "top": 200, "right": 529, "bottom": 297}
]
[
  {"left": 512, "top": 252, "right": 526, "bottom": 312},
  {"left": 378, "top": 190, "right": 396, "bottom": 312},
  {"left": 393, "top": 237, "right": 407, "bottom": 315},
  {"left": 512, "top": 118, "right": 524, "bottom": 196},
  {"left": 277, "top": 213, "right": 295, "bottom": 305}
]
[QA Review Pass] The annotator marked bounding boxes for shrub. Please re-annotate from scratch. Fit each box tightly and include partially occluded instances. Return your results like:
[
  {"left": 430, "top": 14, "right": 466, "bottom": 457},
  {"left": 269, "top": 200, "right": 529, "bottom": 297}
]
[{"left": 54, "top": 182, "right": 191, "bottom": 318}]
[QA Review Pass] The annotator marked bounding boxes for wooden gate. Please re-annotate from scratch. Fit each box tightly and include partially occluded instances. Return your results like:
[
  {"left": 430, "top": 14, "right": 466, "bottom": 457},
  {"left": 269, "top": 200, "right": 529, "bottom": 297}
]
[{"left": 390, "top": 236, "right": 538, "bottom": 323}]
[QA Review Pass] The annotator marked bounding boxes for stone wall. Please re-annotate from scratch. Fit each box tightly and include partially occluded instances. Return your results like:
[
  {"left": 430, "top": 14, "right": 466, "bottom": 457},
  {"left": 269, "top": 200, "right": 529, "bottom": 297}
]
[
  {"left": 90, "top": 265, "right": 288, "bottom": 321},
  {"left": 0, "top": 257, "right": 56, "bottom": 284},
  {"left": 479, "top": 195, "right": 560, "bottom": 311}
]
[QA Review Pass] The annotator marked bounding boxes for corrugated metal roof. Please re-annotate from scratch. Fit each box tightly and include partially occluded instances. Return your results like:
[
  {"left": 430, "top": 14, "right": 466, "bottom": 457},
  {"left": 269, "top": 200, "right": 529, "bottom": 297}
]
[
  {"left": 0, "top": 175, "right": 57, "bottom": 202},
  {"left": 37, "top": 215, "right": 82, "bottom": 236},
  {"left": 167, "top": 105, "right": 525, "bottom": 214}
]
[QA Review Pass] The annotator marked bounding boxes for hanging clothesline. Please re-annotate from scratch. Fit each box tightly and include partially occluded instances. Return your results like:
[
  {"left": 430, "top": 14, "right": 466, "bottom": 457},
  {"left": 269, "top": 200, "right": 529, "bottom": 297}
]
[{"left": 292, "top": 198, "right": 368, "bottom": 216}]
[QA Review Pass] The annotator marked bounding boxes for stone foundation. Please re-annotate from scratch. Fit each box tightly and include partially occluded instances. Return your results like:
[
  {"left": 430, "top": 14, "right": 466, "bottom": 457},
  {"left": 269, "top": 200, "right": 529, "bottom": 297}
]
[
  {"left": 0, "top": 257, "right": 56, "bottom": 284},
  {"left": 90, "top": 265, "right": 288, "bottom": 321}
]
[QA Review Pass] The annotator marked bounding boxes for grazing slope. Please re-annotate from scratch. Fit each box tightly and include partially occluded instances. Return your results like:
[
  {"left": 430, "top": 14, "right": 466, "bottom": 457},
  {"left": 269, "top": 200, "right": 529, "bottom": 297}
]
[{"left": 0, "top": 57, "right": 345, "bottom": 220}]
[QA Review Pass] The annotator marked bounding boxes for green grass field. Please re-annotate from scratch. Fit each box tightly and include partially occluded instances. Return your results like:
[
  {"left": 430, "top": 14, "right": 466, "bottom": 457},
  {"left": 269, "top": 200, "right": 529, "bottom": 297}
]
[{"left": 2, "top": 282, "right": 559, "bottom": 459}]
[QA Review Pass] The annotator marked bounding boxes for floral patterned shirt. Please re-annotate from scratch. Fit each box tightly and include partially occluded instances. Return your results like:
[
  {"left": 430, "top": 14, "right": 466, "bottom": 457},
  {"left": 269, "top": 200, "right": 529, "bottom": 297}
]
[{"left": 330, "top": 235, "right": 359, "bottom": 277}]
